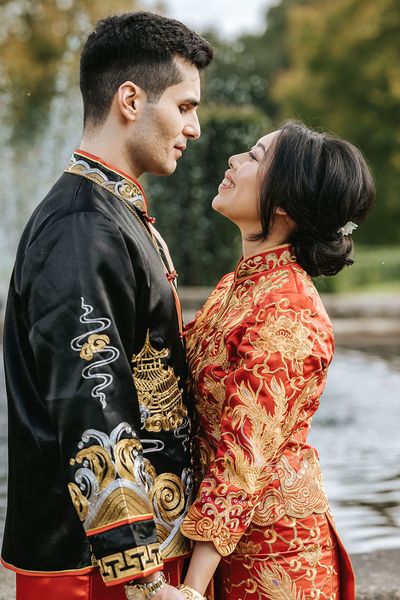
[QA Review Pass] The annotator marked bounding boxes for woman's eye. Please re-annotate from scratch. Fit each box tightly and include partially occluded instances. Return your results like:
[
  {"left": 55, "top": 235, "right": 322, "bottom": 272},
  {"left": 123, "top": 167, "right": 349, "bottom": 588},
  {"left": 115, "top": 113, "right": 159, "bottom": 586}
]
[
  {"left": 248, "top": 150, "right": 257, "bottom": 161},
  {"left": 179, "top": 106, "right": 188, "bottom": 114}
]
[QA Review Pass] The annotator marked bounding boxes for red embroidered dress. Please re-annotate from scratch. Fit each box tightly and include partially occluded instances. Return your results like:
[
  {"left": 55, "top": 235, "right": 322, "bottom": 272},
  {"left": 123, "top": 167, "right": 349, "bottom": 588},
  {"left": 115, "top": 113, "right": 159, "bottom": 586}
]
[{"left": 181, "top": 244, "right": 355, "bottom": 599}]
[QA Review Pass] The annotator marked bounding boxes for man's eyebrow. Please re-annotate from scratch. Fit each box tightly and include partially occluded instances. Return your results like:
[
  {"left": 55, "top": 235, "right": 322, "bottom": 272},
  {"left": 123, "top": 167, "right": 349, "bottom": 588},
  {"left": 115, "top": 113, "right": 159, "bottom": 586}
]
[{"left": 182, "top": 98, "right": 200, "bottom": 107}]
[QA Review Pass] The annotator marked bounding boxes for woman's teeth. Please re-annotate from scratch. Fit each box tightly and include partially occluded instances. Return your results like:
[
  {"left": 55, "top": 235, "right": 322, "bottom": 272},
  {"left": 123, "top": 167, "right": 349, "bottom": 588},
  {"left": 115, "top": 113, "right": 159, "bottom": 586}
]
[{"left": 222, "top": 177, "right": 235, "bottom": 188}]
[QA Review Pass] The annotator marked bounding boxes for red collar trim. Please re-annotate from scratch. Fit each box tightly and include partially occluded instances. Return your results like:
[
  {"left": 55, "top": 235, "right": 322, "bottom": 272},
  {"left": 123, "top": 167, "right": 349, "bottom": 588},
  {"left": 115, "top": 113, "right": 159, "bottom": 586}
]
[{"left": 74, "top": 149, "right": 147, "bottom": 211}]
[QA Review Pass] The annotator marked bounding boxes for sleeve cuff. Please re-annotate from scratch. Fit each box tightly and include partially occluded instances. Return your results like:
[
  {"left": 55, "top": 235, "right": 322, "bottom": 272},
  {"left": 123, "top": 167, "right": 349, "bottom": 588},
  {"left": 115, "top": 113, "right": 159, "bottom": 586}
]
[
  {"left": 89, "top": 518, "right": 163, "bottom": 586},
  {"left": 180, "top": 505, "right": 241, "bottom": 557}
]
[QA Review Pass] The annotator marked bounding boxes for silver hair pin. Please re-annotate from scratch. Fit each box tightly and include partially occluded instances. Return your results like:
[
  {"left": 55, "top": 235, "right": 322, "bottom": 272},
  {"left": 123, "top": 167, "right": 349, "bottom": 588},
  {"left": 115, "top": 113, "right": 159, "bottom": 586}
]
[{"left": 340, "top": 221, "right": 358, "bottom": 236}]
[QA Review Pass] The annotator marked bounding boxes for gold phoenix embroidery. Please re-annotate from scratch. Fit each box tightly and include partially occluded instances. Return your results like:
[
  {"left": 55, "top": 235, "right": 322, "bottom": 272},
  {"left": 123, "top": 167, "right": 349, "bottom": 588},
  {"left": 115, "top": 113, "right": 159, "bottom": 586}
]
[
  {"left": 131, "top": 332, "right": 187, "bottom": 432},
  {"left": 254, "top": 563, "right": 306, "bottom": 600},
  {"left": 182, "top": 247, "right": 334, "bottom": 556}
]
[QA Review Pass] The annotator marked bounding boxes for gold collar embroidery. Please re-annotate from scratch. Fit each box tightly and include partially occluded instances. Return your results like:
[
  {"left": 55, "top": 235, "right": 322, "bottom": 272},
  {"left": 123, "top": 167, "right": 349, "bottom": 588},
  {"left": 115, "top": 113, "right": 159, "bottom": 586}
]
[
  {"left": 65, "top": 150, "right": 147, "bottom": 213},
  {"left": 235, "top": 244, "right": 297, "bottom": 281}
]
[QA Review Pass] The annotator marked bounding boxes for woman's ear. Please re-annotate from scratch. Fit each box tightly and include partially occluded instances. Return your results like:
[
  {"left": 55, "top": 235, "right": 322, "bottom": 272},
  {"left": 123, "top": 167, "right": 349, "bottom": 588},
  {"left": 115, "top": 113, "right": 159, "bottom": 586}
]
[
  {"left": 275, "top": 206, "right": 289, "bottom": 217},
  {"left": 274, "top": 206, "right": 297, "bottom": 234}
]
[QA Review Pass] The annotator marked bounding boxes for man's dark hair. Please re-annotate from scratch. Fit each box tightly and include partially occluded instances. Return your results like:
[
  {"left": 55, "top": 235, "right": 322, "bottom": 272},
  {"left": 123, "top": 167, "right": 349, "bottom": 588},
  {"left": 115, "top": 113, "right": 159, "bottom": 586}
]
[
  {"left": 80, "top": 12, "right": 213, "bottom": 127},
  {"left": 254, "top": 120, "right": 375, "bottom": 277}
]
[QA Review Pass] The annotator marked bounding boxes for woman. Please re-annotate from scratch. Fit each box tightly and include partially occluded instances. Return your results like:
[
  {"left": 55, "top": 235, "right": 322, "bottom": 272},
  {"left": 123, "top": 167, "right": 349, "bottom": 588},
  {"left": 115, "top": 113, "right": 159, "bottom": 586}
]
[{"left": 177, "top": 121, "right": 374, "bottom": 600}]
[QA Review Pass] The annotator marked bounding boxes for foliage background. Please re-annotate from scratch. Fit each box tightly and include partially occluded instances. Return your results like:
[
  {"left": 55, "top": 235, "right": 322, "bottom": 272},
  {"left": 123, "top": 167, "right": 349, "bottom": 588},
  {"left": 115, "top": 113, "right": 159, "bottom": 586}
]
[{"left": 0, "top": 0, "right": 399, "bottom": 294}]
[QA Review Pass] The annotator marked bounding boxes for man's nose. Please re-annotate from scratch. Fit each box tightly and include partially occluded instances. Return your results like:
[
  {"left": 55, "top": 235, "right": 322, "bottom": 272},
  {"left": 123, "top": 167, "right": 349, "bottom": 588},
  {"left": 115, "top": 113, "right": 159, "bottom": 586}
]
[{"left": 183, "top": 113, "right": 201, "bottom": 140}]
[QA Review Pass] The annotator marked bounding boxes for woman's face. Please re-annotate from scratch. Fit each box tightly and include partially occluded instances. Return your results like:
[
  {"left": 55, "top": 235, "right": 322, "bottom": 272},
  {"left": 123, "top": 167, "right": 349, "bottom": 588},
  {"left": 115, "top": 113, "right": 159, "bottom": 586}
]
[{"left": 212, "top": 130, "right": 279, "bottom": 233}]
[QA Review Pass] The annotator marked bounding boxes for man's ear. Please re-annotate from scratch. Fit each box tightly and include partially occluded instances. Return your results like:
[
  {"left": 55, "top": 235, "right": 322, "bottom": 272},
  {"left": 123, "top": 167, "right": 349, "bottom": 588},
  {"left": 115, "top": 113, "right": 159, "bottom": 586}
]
[{"left": 116, "top": 81, "right": 147, "bottom": 122}]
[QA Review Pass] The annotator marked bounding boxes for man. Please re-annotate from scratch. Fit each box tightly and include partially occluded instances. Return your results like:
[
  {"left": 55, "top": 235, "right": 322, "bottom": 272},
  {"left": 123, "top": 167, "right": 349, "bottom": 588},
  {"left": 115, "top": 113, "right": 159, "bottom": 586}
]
[{"left": 1, "top": 12, "right": 213, "bottom": 600}]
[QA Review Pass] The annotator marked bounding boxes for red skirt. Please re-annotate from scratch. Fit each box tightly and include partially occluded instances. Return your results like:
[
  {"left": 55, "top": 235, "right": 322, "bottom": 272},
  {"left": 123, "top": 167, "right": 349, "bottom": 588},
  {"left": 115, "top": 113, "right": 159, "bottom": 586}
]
[
  {"left": 16, "top": 558, "right": 186, "bottom": 600},
  {"left": 213, "top": 513, "right": 354, "bottom": 600}
]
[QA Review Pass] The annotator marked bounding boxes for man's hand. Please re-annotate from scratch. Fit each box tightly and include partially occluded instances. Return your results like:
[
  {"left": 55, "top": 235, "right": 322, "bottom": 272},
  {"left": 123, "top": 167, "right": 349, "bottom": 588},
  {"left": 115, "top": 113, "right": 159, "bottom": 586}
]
[{"left": 152, "top": 583, "right": 185, "bottom": 599}]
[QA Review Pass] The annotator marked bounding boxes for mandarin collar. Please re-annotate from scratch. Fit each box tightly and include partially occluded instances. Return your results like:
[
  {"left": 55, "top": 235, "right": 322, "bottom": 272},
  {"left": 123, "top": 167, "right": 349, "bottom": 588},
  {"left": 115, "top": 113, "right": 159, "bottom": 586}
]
[
  {"left": 65, "top": 149, "right": 148, "bottom": 213},
  {"left": 235, "top": 243, "right": 297, "bottom": 281}
]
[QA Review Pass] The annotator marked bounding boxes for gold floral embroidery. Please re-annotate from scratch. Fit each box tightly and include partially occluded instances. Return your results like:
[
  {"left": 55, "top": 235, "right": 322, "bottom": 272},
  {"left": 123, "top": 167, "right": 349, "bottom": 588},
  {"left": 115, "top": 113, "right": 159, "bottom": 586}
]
[
  {"left": 299, "top": 544, "right": 323, "bottom": 567},
  {"left": 252, "top": 314, "right": 314, "bottom": 373},
  {"left": 131, "top": 331, "right": 187, "bottom": 432}
]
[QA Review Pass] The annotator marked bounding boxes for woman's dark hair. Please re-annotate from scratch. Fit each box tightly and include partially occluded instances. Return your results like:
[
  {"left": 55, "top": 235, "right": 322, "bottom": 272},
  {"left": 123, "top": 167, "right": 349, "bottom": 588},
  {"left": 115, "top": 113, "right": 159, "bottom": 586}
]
[
  {"left": 80, "top": 12, "right": 213, "bottom": 128},
  {"left": 256, "top": 120, "right": 375, "bottom": 277}
]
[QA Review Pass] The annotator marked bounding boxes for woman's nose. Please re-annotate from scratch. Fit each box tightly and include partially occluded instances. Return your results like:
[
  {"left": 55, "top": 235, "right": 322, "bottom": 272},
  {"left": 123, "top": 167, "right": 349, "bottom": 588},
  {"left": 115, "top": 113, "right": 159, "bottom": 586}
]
[{"left": 228, "top": 154, "right": 240, "bottom": 169}]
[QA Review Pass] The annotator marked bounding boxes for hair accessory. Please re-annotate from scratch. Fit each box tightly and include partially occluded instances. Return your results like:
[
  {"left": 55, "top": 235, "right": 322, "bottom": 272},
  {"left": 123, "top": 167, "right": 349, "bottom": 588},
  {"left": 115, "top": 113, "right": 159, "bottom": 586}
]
[
  {"left": 178, "top": 584, "right": 206, "bottom": 600},
  {"left": 339, "top": 221, "right": 358, "bottom": 236}
]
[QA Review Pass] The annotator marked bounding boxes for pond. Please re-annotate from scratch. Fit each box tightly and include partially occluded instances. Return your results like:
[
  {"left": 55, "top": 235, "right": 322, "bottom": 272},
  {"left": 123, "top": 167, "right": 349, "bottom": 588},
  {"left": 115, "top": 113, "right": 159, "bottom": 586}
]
[
  {"left": 309, "top": 346, "right": 400, "bottom": 554},
  {"left": 0, "top": 345, "right": 399, "bottom": 555}
]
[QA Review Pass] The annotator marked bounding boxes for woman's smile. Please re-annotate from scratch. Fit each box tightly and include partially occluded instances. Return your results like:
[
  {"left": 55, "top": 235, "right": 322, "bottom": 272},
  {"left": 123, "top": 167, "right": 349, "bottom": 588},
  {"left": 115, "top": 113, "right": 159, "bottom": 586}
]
[{"left": 219, "top": 173, "right": 235, "bottom": 190}]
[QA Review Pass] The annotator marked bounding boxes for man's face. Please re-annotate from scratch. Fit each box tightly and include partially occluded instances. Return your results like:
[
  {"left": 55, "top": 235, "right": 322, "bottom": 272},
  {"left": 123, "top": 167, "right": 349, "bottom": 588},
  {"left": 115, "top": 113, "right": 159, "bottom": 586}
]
[{"left": 127, "top": 57, "right": 201, "bottom": 177}]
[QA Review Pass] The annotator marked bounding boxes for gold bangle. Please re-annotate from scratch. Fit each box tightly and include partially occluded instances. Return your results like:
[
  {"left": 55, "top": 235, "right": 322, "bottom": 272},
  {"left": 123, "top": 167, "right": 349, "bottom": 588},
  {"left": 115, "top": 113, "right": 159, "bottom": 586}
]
[{"left": 177, "top": 584, "right": 206, "bottom": 600}]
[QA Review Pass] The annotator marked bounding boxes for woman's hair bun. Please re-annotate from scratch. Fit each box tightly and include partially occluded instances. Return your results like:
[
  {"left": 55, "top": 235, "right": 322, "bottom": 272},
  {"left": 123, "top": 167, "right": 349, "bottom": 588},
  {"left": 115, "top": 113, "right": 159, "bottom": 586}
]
[{"left": 292, "top": 232, "right": 354, "bottom": 277}]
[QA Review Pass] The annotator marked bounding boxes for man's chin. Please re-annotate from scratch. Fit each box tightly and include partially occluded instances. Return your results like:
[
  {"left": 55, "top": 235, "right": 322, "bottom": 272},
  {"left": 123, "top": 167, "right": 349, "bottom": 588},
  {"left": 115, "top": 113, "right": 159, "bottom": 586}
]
[
  {"left": 152, "top": 161, "right": 177, "bottom": 177},
  {"left": 151, "top": 163, "right": 176, "bottom": 177}
]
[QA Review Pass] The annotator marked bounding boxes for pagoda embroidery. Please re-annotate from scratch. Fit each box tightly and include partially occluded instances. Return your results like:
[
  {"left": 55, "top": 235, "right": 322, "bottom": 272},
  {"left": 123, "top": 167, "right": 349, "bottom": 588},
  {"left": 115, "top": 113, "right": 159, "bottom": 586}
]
[{"left": 131, "top": 331, "right": 187, "bottom": 432}]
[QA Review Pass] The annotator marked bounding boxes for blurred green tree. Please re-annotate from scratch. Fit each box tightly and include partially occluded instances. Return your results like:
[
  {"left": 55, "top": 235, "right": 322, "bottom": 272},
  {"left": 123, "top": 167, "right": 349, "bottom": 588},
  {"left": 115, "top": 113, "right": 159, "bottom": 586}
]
[
  {"left": 148, "top": 105, "right": 269, "bottom": 285},
  {"left": 0, "top": 0, "right": 138, "bottom": 143},
  {"left": 271, "top": 0, "right": 400, "bottom": 243}
]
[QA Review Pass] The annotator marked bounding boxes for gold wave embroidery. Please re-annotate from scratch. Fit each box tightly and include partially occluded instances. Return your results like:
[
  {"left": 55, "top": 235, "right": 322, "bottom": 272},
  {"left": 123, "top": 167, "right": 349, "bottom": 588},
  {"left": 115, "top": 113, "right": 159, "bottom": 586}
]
[
  {"left": 151, "top": 473, "right": 191, "bottom": 558},
  {"left": 69, "top": 424, "right": 191, "bottom": 559},
  {"left": 132, "top": 332, "right": 187, "bottom": 432},
  {"left": 68, "top": 482, "right": 90, "bottom": 521}
]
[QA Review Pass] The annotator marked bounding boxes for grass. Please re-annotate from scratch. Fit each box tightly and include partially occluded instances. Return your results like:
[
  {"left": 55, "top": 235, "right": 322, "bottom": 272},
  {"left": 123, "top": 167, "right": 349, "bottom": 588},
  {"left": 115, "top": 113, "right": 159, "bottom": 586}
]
[{"left": 315, "top": 246, "right": 400, "bottom": 294}]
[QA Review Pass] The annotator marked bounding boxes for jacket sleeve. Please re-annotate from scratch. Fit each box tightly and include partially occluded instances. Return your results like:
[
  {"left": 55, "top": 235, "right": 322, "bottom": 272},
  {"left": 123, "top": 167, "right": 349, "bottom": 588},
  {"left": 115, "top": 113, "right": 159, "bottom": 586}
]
[
  {"left": 181, "top": 292, "right": 332, "bottom": 556},
  {"left": 22, "top": 211, "right": 162, "bottom": 585}
]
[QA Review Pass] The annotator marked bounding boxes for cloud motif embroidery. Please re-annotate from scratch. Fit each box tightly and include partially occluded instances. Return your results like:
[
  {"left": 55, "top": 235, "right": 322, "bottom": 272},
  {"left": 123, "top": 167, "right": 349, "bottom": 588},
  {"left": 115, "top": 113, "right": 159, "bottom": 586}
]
[{"left": 70, "top": 297, "right": 120, "bottom": 408}]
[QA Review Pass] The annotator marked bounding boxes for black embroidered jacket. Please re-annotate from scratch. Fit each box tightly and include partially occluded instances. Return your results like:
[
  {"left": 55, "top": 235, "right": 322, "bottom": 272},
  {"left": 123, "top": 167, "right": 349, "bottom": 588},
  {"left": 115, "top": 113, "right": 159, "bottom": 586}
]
[{"left": 1, "top": 151, "right": 192, "bottom": 586}]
